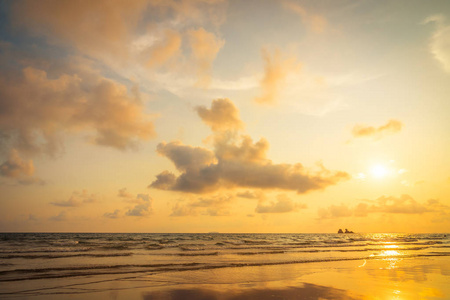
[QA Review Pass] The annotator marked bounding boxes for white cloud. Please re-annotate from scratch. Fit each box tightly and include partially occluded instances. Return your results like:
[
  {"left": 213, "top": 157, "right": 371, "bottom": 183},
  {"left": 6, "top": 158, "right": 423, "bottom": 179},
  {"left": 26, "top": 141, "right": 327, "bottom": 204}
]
[{"left": 423, "top": 15, "right": 450, "bottom": 73}]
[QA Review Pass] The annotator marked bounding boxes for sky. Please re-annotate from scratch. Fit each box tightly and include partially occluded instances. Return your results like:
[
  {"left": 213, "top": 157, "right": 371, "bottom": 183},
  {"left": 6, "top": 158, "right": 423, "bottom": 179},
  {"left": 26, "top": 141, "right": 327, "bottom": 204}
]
[{"left": 0, "top": 0, "right": 449, "bottom": 233}]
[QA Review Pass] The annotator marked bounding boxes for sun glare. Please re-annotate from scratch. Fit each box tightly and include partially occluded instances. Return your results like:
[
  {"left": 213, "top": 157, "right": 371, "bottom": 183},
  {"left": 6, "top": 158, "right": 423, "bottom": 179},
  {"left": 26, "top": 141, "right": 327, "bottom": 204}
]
[{"left": 370, "top": 164, "right": 388, "bottom": 178}]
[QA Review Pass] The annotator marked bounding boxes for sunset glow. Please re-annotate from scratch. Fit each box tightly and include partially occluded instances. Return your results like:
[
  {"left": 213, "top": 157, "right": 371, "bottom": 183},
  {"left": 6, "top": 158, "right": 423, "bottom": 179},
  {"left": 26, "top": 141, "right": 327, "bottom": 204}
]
[
  {"left": 1, "top": 2, "right": 450, "bottom": 299},
  {"left": 0, "top": 0, "right": 449, "bottom": 234},
  {"left": 370, "top": 165, "right": 388, "bottom": 178}
]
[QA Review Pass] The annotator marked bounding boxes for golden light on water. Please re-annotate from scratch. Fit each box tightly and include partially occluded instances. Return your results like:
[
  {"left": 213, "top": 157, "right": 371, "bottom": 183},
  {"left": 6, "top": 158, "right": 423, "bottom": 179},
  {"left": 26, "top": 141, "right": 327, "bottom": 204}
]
[
  {"left": 379, "top": 246, "right": 402, "bottom": 269},
  {"left": 382, "top": 250, "right": 400, "bottom": 256},
  {"left": 381, "top": 243, "right": 401, "bottom": 257},
  {"left": 384, "top": 244, "right": 399, "bottom": 249}
]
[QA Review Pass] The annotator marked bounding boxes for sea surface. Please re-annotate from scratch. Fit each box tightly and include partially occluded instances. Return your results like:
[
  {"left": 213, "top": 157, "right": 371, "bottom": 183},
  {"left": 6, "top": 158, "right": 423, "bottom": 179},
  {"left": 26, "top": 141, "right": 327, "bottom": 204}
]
[{"left": 0, "top": 232, "right": 449, "bottom": 284}]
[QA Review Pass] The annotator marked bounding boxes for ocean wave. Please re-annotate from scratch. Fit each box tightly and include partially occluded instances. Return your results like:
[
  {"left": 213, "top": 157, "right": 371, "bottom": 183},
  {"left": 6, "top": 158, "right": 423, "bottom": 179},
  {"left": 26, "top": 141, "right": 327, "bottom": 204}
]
[
  {"left": 242, "top": 240, "right": 273, "bottom": 245},
  {"left": 2, "top": 252, "right": 448, "bottom": 282},
  {"left": 49, "top": 240, "right": 79, "bottom": 246},
  {"left": 0, "top": 253, "right": 133, "bottom": 259},
  {"left": 145, "top": 243, "right": 164, "bottom": 250},
  {"left": 175, "top": 252, "right": 219, "bottom": 256},
  {"left": 0, "top": 248, "right": 91, "bottom": 254},
  {"left": 100, "top": 244, "right": 130, "bottom": 250},
  {"left": 179, "top": 247, "right": 206, "bottom": 251},
  {"left": 237, "top": 250, "right": 285, "bottom": 255}
]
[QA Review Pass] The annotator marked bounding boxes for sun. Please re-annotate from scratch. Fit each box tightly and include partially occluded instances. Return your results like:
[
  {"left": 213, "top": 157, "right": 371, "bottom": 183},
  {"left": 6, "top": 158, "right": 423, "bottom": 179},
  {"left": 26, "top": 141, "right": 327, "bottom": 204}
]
[{"left": 370, "top": 164, "right": 388, "bottom": 178}]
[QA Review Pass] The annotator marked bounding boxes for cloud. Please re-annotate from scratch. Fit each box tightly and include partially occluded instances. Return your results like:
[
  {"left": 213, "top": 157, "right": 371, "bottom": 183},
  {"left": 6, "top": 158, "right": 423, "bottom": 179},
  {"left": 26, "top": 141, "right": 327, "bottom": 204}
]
[
  {"left": 49, "top": 211, "right": 67, "bottom": 222},
  {"left": 156, "top": 0, "right": 228, "bottom": 27},
  {"left": 196, "top": 98, "right": 244, "bottom": 132},
  {"left": 17, "top": 177, "right": 46, "bottom": 186},
  {"left": 423, "top": 15, "right": 450, "bottom": 72},
  {"left": 50, "top": 190, "right": 96, "bottom": 207},
  {"left": 171, "top": 194, "right": 232, "bottom": 217},
  {"left": 146, "top": 29, "right": 182, "bottom": 69},
  {"left": 188, "top": 27, "right": 225, "bottom": 87},
  {"left": 364, "top": 195, "right": 442, "bottom": 215},
  {"left": 0, "top": 149, "right": 34, "bottom": 178},
  {"left": 156, "top": 141, "right": 217, "bottom": 172},
  {"left": 106, "top": 192, "right": 153, "bottom": 218},
  {"left": 104, "top": 209, "right": 120, "bottom": 219},
  {"left": 9, "top": 0, "right": 227, "bottom": 92},
  {"left": 0, "top": 149, "right": 45, "bottom": 185},
  {"left": 255, "top": 48, "right": 301, "bottom": 104},
  {"left": 28, "top": 214, "right": 38, "bottom": 222},
  {"left": 118, "top": 188, "right": 133, "bottom": 199},
  {"left": 351, "top": 119, "right": 403, "bottom": 140},
  {"left": 125, "top": 194, "right": 152, "bottom": 217},
  {"left": 282, "top": 1, "right": 328, "bottom": 33},
  {"left": 151, "top": 138, "right": 348, "bottom": 194},
  {"left": 318, "top": 203, "right": 353, "bottom": 219},
  {"left": 11, "top": 0, "right": 149, "bottom": 63},
  {"left": 150, "top": 171, "right": 177, "bottom": 190},
  {"left": 255, "top": 194, "right": 306, "bottom": 214},
  {"left": 236, "top": 190, "right": 261, "bottom": 199},
  {"left": 318, "top": 195, "right": 449, "bottom": 219},
  {"left": 150, "top": 98, "right": 349, "bottom": 193},
  {"left": 0, "top": 66, "right": 155, "bottom": 155}
]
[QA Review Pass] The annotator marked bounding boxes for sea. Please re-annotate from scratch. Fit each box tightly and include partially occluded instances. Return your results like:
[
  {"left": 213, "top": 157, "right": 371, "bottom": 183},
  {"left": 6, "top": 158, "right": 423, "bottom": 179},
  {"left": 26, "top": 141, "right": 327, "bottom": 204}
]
[{"left": 0, "top": 232, "right": 449, "bottom": 286}]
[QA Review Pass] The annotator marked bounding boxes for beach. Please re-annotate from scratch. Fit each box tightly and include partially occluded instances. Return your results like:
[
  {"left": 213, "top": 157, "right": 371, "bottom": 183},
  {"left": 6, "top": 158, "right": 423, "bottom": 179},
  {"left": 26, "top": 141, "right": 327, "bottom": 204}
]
[{"left": 0, "top": 233, "right": 449, "bottom": 299}]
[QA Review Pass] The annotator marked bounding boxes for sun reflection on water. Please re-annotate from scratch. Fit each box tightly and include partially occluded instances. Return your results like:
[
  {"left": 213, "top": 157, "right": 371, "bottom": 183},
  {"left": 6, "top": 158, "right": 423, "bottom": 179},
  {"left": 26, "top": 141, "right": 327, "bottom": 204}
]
[
  {"left": 384, "top": 244, "right": 399, "bottom": 249},
  {"left": 375, "top": 244, "right": 404, "bottom": 269},
  {"left": 383, "top": 250, "right": 400, "bottom": 256},
  {"left": 380, "top": 248, "right": 402, "bottom": 269}
]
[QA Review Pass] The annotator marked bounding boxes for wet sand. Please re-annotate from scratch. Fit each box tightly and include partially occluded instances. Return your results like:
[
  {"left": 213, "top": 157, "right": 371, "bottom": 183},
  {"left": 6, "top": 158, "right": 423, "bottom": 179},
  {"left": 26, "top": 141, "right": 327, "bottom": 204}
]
[{"left": 1, "top": 256, "right": 449, "bottom": 299}]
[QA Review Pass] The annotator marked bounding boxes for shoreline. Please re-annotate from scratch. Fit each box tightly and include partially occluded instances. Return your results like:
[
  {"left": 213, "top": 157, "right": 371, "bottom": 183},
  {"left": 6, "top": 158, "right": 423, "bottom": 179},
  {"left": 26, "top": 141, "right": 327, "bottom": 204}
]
[{"left": 1, "top": 256, "right": 449, "bottom": 299}]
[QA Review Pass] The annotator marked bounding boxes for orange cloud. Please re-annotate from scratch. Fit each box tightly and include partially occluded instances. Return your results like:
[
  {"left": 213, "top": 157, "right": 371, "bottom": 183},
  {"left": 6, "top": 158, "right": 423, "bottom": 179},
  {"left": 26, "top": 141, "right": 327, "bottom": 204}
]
[
  {"left": 255, "top": 48, "right": 301, "bottom": 104},
  {"left": 188, "top": 28, "right": 225, "bottom": 87},
  {"left": 282, "top": 1, "right": 328, "bottom": 34},
  {"left": 11, "top": 0, "right": 148, "bottom": 62},
  {"left": 196, "top": 98, "right": 244, "bottom": 132},
  {"left": 148, "top": 0, "right": 228, "bottom": 27},
  {"left": 103, "top": 192, "right": 153, "bottom": 219},
  {"left": 0, "top": 149, "right": 34, "bottom": 178},
  {"left": 150, "top": 98, "right": 349, "bottom": 193},
  {"left": 317, "top": 203, "right": 353, "bottom": 219},
  {"left": 50, "top": 190, "right": 96, "bottom": 208},
  {"left": 0, "top": 66, "right": 155, "bottom": 155},
  {"left": 255, "top": 194, "right": 307, "bottom": 214},
  {"left": 118, "top": 188, "right": 134, "bottom": 199},
  {"left": 156, "top": 141, "right": 217, "bottom": 173},
  {"left": 104, "top": 210, "right": 120, "bottom": 219},
  {"left": 236, "top": 190, "right": 261, "bottom": 199},
  {"left": 0, "top": 149, "right": 44, "bottom": 185},
  {"left": 351, "top": 119, "right": 403, "bottom": 140},
  {"left": 126, "top": 194, "right": 153, "bottom": 217},
  {"left": 171, "top": 194, "right": 233, "bottom": 217},
  {"left": 318, "top": 195, "right": 449, "bottom": 219},
  {"left": 49, "top": 211, "right": 67, "bottom": 222},
  {"left": 10, "top": 0, "right": 227, "bottom": 79},
  {"left": 147, "top": 29, "right": 182, "bottom": 69}
]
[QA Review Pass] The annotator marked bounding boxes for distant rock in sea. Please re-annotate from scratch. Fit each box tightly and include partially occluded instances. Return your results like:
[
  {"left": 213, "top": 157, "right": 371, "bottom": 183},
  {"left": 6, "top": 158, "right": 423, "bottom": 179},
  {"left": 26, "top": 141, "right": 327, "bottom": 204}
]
[{"left": 338, "top": 228, "right": 354, "bottom": 234}]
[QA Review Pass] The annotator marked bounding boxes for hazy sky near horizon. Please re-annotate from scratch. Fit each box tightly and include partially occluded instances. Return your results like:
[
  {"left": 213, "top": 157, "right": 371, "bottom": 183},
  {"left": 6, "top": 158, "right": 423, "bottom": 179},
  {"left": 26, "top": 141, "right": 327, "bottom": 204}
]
[{"left": 0, "top": 0, "right": 449, "bottom": 233}]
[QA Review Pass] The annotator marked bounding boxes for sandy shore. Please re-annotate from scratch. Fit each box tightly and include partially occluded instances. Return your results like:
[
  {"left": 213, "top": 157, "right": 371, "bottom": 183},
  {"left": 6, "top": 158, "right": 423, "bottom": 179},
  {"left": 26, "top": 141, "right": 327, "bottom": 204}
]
[{"left": 1, "top": 256, "right": 449, "bottom": 299}]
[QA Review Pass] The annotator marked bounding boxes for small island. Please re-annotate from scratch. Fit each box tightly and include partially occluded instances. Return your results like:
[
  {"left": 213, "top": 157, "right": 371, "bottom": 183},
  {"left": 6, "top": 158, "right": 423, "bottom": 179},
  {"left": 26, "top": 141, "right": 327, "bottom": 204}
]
[{"left": 338, "top": 229, "right": 354, "bottom": 234}]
